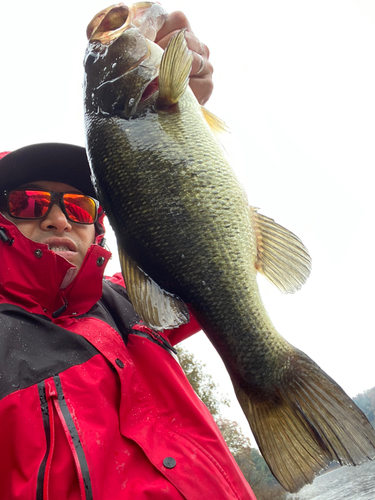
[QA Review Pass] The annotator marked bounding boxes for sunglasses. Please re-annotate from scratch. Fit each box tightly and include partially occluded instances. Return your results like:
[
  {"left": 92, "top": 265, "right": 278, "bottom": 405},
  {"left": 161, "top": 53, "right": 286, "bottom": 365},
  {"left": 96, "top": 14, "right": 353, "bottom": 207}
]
[{"left": 3, "top": 189, "right": 99, "bottom": 225}]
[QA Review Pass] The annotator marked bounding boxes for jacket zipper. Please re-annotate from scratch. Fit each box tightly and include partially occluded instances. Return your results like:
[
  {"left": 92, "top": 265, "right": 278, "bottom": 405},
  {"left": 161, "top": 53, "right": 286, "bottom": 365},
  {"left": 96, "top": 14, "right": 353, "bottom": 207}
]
[
  {"left": 37, "top": 382, "right": 53, "bottom": 500},
  {"left": 38, "top": 376, "right": 93, "bottom": 500}
]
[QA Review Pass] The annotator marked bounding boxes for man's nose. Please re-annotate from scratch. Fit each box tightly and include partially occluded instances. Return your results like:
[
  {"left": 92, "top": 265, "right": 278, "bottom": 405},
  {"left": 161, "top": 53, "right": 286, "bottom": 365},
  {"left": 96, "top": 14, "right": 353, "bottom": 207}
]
[{"left": 39, "top": 202, "right": 72, "bottom": 232}]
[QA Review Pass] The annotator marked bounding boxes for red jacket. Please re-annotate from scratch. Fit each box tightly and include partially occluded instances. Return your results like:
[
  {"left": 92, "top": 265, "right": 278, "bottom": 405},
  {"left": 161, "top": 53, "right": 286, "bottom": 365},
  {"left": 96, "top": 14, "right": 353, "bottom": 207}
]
[{"left": 0, "top": 213, "right": 256, "bottom": 500}]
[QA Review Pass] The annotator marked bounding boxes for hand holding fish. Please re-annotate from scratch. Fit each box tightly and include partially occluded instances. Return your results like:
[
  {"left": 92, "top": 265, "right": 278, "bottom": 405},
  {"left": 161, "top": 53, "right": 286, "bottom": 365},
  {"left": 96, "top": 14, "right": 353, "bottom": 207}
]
[{"left": 154, "top": 10, "right": 213, "bottom": 105}]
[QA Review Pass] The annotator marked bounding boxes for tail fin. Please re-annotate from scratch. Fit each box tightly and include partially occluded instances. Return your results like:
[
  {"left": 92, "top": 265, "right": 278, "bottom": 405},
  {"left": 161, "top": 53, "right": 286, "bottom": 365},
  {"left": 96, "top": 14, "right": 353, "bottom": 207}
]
[{"left": 234, "top": 349, "right": 375, "bottom": 493}]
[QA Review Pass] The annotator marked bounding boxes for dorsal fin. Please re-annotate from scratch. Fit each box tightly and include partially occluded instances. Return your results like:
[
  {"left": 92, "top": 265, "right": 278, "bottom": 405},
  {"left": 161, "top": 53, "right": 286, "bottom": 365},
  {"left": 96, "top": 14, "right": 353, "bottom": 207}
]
[
  {"left": 157, "top": 29, "right": 193, "bottom": 108},
  {"left": 201, "top": 107, "right": 229, "bottom": 135},
  {"left": 118, "top": 247, "right": 190, "bottom": 330},
  {"left": 250, "top": 207, "right": 311, "bottom": 293}
]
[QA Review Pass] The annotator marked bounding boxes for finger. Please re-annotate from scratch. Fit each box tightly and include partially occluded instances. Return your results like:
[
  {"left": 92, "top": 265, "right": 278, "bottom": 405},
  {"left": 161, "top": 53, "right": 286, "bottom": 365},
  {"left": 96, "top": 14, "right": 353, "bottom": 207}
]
[
  {"left": 154, "top": 12, "right": 213, "bottom": 105},
  {"left": 154, "top": 11, "right": 192, "bottom": 43},
  {"left": 190, "top": 48, "right": 211, "bottom": 78},
  {"left": 189, "top": 76, "right": 214, "bottom": 106},
  {"left": 157, "top": 31, "right": 210, "bottom": 78},
  {"left": 157, "top": 30, "right": 208, "bottom": 54}
]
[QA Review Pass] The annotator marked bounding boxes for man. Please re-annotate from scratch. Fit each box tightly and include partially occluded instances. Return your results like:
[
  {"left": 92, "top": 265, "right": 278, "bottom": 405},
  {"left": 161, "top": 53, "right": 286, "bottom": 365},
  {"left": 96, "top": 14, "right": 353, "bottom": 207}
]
[{"left": 0, "top": 9, "right": 257, "bottom": 500}]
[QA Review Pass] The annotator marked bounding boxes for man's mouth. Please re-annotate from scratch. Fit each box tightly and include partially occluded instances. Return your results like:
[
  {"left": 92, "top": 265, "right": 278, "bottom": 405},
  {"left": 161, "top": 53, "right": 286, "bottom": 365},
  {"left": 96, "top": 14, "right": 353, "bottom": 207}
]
[
  {"left": 48, "top": 245, "right": 73, "bottom": 252},
  {"left": 43, "top": 238, "right": 78, "bottom": 257}
]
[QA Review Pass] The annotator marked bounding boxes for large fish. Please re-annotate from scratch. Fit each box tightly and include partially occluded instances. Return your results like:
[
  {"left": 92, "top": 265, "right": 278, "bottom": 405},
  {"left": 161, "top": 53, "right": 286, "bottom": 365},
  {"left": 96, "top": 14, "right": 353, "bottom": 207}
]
[{"left": 83, "top": 2, "right": 375, "bottom": 493}]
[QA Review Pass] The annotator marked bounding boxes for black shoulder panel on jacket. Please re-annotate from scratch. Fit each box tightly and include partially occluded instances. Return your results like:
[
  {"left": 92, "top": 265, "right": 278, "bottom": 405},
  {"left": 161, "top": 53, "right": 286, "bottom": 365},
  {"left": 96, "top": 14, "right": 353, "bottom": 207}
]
[
  {"left": 83, "top": 280, "right": 177, "bottom": 355},
  {"left": 79, "top": 279, "right": 141, "bottom": 343},
  {"left": 0, "top": 304, "right": 100, "bottom": 401}
]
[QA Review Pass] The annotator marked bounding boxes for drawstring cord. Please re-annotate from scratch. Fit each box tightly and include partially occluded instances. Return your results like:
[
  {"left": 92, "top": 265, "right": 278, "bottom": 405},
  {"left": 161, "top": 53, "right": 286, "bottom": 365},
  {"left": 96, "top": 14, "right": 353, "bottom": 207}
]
[
  {"left": 0, "top": 227, "right": 14, "bottom": 245},
  {"left": 52, "top": 298, "right": 68, "bottom": 318}
]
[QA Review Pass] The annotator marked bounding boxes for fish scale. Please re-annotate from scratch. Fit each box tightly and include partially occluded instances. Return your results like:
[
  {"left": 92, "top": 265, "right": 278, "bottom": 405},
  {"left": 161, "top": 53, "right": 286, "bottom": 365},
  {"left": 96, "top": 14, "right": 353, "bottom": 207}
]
[{"left": 84, "top": 3, "right": 375, "bottom": 493}]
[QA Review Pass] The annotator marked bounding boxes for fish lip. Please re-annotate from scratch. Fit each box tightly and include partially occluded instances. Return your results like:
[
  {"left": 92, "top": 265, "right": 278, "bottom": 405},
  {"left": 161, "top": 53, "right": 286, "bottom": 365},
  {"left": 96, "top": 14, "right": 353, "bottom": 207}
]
[
  {"left": 42, "top": 238, "right": 77, "bottom": 253},
  {"left": 87, "top": 4, "right": 131, "bottom": 43}
]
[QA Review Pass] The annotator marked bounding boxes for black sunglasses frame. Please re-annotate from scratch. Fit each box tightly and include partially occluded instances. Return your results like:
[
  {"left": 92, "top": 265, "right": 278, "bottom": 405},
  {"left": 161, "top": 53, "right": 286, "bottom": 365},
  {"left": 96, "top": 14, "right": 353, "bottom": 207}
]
[{"left": 2, "top": 189, "right": 100, "bottom": 225}]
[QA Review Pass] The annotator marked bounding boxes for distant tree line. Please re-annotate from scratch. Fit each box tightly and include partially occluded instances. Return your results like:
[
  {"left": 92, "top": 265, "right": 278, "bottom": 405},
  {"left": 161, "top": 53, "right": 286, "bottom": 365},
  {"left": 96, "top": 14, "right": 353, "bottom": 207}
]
[
  {"left": 177, "top": 347, "right": 287, "bottom": 500},
  {"left": 353, "top": 386, "right": 375, "bottom": 428}
]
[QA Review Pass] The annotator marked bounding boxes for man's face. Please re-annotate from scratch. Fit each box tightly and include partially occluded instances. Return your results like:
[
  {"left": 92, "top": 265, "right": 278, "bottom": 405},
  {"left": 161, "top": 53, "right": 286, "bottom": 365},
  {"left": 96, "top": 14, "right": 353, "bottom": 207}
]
[{"left": 7, "top": 181, "right": 96, "bottom": 270}]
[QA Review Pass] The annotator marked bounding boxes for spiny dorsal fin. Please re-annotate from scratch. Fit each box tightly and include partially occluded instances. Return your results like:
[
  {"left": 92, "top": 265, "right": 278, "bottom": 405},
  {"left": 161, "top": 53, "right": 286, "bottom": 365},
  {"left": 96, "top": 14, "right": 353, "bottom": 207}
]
[
  {"left": 157, "top": 28, "right": 193, "bottom": 108},
  {"left": 250, "top": 207, "right": 311, "bottom": 293},
  {"left": 201, "top": 107, "right": 229, "bottom": 135},
  {"left": 119, "top": 247, "right": 190, "bottom": 331}
]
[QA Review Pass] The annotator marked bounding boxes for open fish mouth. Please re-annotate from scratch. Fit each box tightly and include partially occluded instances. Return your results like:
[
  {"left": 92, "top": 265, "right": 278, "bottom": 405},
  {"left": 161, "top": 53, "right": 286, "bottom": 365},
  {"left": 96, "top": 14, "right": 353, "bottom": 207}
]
[
  {"left": 87, "top": 2, "right": 168, "bottom": 44},
  {"left": 87, "top": 4, "right": 131, "bottom": 43}
]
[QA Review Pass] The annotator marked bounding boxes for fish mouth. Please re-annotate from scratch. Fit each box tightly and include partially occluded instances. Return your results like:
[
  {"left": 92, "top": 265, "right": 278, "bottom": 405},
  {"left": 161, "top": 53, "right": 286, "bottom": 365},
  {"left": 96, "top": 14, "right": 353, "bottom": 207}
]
[
  {"left": 86, "top": 3, "right": 166, "bottom": 117},
  {"left": 87, "top": 3, "right": 166, "bottom": 44},
  {"left": 86, "top": 3, "right": 163, "bottom": 86},
  {"left": 87, "top": 4, "right": 131, "bottom": 43}
]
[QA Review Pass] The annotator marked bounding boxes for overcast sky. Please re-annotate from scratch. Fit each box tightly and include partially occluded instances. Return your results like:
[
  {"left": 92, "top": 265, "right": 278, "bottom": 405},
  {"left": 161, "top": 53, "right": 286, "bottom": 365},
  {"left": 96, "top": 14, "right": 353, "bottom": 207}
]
[{"left": 1, "top": 0, "right": 374, "bottom": 440}]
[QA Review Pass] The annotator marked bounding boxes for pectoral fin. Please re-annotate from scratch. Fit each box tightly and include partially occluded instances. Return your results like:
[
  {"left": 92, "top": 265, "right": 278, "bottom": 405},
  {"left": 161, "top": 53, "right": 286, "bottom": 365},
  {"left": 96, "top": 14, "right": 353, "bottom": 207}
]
[
  {"left": 157, "top": 29, "right": 193, "bottom": 108},
  {"left": 119, "top": 247, "right": 190, "bottom": 331},
  {"left": 250, "top": 207, "right": 311, "bottom": 293}
]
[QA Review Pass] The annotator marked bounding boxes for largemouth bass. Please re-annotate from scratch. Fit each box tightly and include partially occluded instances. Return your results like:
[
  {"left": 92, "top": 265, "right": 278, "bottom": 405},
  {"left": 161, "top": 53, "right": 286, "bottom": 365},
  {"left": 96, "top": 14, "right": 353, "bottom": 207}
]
[{"left": 83, "top": 3, "right": 375, "bottom": 492}]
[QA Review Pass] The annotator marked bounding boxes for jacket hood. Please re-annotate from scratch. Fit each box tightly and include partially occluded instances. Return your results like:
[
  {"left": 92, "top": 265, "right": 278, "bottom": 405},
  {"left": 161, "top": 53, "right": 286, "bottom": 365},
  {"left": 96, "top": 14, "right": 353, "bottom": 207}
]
[{"left": 0, "top": 213, "right": 111, "bottom": 319}]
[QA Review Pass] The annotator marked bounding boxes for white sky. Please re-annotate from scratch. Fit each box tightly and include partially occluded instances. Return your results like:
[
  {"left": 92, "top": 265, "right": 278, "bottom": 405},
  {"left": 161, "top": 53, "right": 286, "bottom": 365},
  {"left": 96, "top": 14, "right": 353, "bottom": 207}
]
[{"left": 1, "top": 0, "right": 374, "bottom": 441}]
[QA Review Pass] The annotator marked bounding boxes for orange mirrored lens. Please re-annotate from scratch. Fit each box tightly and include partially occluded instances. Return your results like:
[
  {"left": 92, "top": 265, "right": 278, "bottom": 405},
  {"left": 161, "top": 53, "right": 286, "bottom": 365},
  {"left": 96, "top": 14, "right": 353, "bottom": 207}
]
[
  {"left": 63, "top": 194, "right": 96, "bottom": 223},
  {"left": 8, "top": 190, "right": 51, "bottom": 218}
]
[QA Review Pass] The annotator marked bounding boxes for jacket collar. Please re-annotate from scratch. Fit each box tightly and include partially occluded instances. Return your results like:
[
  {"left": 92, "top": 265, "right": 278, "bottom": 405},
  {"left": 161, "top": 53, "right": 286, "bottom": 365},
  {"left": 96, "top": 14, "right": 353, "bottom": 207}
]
[{"left": 0, "top": 214, "right": 111, "bottom": 319}]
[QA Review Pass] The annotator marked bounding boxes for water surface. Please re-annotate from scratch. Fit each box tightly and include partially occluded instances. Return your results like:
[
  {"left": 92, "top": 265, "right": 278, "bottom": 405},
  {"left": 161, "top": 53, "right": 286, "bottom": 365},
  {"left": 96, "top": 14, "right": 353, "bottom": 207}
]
[{"left": 287, "top": 461, "right": 375, "bottom": 500}]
